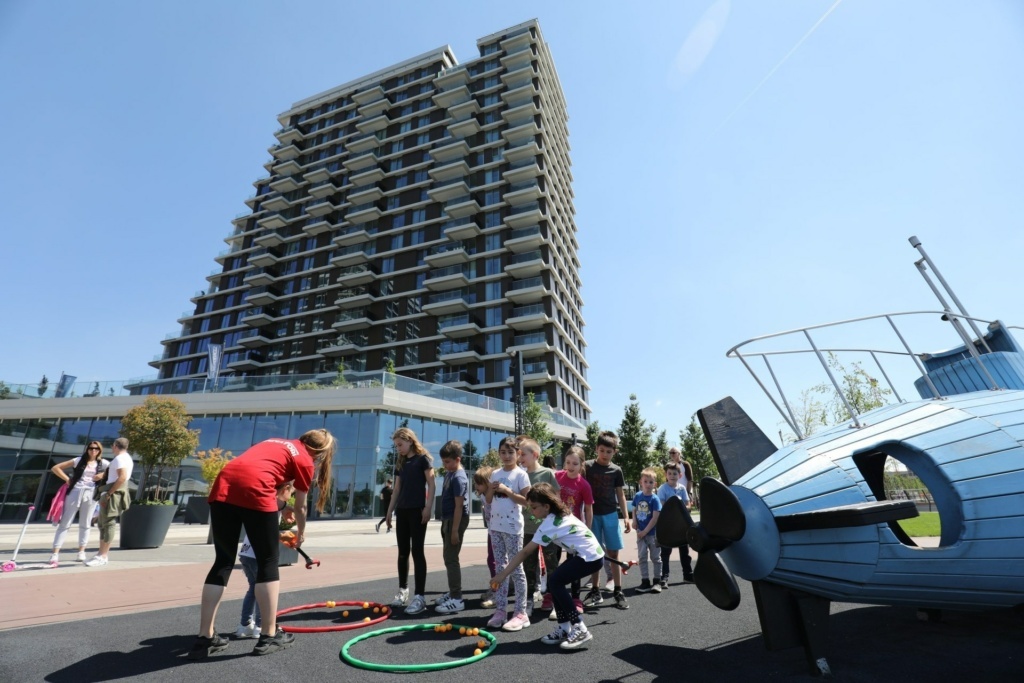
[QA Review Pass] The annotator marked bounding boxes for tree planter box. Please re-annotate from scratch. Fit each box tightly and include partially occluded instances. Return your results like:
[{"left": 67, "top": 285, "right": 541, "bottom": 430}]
[
  {"left": 184, "top": 498, "right": 210, "bottom": 524},
  {"left": 119, "top": 504, "right": 177, "bottom": 549}
]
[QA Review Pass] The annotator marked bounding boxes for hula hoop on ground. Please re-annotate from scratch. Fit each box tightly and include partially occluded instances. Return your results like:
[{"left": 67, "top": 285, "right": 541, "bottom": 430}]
[
  {"left": 277, "top": 601, "right": 390, "bottom": 633},
  {"left": 340, "top": 623, "right": 498, "bottom": 673}
]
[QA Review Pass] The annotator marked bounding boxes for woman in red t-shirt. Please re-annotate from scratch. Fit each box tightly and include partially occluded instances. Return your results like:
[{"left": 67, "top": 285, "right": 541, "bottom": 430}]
[{"left": 189, "top": 428, "right": 335, "bottom": 660}]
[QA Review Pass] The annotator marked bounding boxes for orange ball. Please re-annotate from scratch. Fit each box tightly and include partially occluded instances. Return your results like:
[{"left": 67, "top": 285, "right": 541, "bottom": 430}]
[
  {"left": 474, "top": 648, "right": 482, "bottom": 656},
  {"left": 362, "top": 602, "right": 369, "bottom": 609},
  {"left": 472, "top": 628, "right": 479, "bottom": 636},
  {"left": 459, "top": 627, "right": 466, "bottom": 635},
  {"left": 381, "top": 607, "right": 389, "bottom": 614},
  {"left": 373, "top": 607, "right": 380, "bottom": 613},
  {"left": 477, "top": 639, "right": 487, "bottom": 649},
  {"left": 342, "top": 610, "right": 349, "bottom": 617},
  {"left": 364, "top": 616, "right": 370, "bottom": 622}
]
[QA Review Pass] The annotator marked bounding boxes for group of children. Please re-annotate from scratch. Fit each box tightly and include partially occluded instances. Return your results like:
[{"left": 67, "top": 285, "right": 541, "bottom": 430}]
[{"left": 382, "top": 427, "right": 696, "bottom": 651}]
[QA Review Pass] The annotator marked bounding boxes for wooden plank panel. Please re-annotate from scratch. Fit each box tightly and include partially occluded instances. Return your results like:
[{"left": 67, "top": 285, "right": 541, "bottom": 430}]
[
  {"left": 957, "top": 470, "right": 1024, "bottom": 501},
  {"left": 958, "top": 394, "right": 1024, "bottom": 419},
  {"left": 770, "top": 569, "right": 1021, "bottom": 607},
  {"left": 778, "top": 525, "right": 878, "bottom": 546},
  {"left": 899, "top": 419, "right": 999, "bottom": 453},
  {"left": 961, "top": 516, "right": 1024, "bottom": 540},
  {"left": 875, "top": 556, "right": 1023, "bottom": 577},
  {"left": 760, "top": 467, "right": 859, "bottom": 508},
  {"left": 768, "top": 486, "right": 871, "bottom": 516},
  {"left": 869, "top": 571, "right": 1023, "bottom": 592},
  {"left": 963, "top": 494, "right": 1024, "bottom": 520},
  {"left": 780, "top": 541, "right": 878, "bottom": 562},
  {"left": 774, "top": 556, "right": 875, "bottom": 582},
  {"left": 941, "top": 447, "right": 1024, "bottom": 478},
  {"left": 943, "top": 389, "right": 1024, "bottom": 410},
  {"left": 804, "top": 405, "right": 962, "bottom": 458}
]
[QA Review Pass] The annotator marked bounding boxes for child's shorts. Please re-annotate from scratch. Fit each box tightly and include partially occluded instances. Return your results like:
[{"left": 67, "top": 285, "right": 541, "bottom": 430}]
[{"left": 591, "top": 511, "right": 624, "bottom": 551}]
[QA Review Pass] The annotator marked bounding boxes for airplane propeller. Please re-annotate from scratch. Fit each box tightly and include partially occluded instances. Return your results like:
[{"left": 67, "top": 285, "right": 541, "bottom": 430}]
[{"left": 686, "top": 477, "right": 745, "bottom": 610}]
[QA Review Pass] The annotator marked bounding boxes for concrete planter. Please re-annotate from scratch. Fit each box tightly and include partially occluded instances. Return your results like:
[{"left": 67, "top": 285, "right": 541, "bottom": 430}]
[{"left": 119, "top": 504, "right": 177, "bottom": 549}]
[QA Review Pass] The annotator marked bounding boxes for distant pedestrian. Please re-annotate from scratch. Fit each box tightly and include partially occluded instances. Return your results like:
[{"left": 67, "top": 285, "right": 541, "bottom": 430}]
[
  {"left": 376, "top": 479, "right": 393, "bottom": 533},
  {"left": 49, "top": 441, "right": 108, "bottom": 564},
  {"left": 85, "top": 438, "right": 133, "bottom": 568},
  {"left": 657, "top": 461, "right": 693, "bottom": 587}
]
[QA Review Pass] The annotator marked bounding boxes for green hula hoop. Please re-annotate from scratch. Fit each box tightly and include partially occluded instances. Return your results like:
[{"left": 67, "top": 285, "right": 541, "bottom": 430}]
[{"left": 340, "top": 623, "right": 498, "bottom": 673}]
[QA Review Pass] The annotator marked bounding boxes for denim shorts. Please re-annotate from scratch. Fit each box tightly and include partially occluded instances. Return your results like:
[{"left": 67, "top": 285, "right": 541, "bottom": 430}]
[{"left": 591, "top": 511, "right": 624, "bottom": 551}]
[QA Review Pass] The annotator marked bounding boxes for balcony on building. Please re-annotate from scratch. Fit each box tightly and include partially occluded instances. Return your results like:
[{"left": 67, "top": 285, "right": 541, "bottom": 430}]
[
  {"left": 434, "top": 369, "right": 476, "bottom": 389},
  {"left": 257, "top": 212, "right": 289, "bottom": 230},
  {"left": 330, "top": 242, "right": 374, "bottom": 267},
  {"left": 422, "top": 289, "right": 471, "bottom": 315},
  {"left": 504, "top": 249, "right": 546, "bottom": 278},
  {"left": 442, "top": 216, "right": 482, "bottom": 241},
  {"left": 507, "top": 331, "right": 550, "bottom": 357},
  {"left": 226, "top": 349, "right": 264, "bottom": 370},
  {"left": 506, "top": 303, "right": 549, "bottom": 330},
  {"left": 427, "top": 177, "right": 470, "bottom": 203},
  {"left": 243, "top": 268, "right": 276, "bottom": 287},
  {"left": 424, "top": 264, "right": 470, "bottom": 291},
  {"left": 304, "top": 197, "right": 335, "bottom": 218},
  {"left": 346, "top": 200, "right": 383, "bottom": 224},
  {"left": 448, "top": 116, "right": 480, "bottom": 139},
  {"left": 438, "top": 340, "right": 481, "bottom": 364},
  {"left": 348, "top": 185, "right": 384, "bottom": 205},
  {"left": 433, "top": 84, "right": 471, "bottom": 109},
  {"left": 303, "top": 164, "right": 332, "bottom": 184},
  {"left": 352, "top": 84, "right": 386, "bottom": 106},
  {"left": 429, "top": 159, "right": 471, "bottom": 182},
  {"left": 505, "top": 225, "right": 544, "bottom": 253},
  {"left": 269, "top": 174, "right": 303, "bottom": 194},
  {"left": 241, "top": 306, "right": 277, "bottom": 327},
  {"left": 434, "top": 63, "right": 470, "bottom": 90},
  {"left": 270, "top": 141, "right": 301, "bottom": 161},
  {"left": 238, "top": 328, "right": 273, "bottom": 348},
  {"left": 274, "top": 125, "right": 303, "bottom": 145},
  {"left": 438, "top": 313, "right": 481, "bottom": 339},
  {"left": 503, "top": 180, "right": 542, "bottom": 206},
  {"left": 245, "top": 284, "right": 280, "bottom": 307},
  {"left": 253, "top": 228, "right": 288, "bottom": 249},
  {"left": 443, "top": 194, "right": 480, "bottom": 219},
  {"left": 504, "top": 137, "right": 541, "bottom": 163},
  {"left": 331, "top": 308, "right": 375, "bottom": 331},
  {"left": 506, "top": 275, "right": 547, "bottom": 303},
  {"left": 334, "top": 285, "right": 377, "bottom": 310},
  {"left": 249, "top": 246, "right": 282, "bottom": 268},
  {"left": 359, "top": 97, "right": 390, "bottom": 119},
  {"left": 303, "top": 216, "right": 333, "bottom": 237},
  {"left": 424, "top": 240, "right": 475, "bottom": 268},
  {"left": 273, "top": 158, "right": 303, "bottom": 176},
  {"left": 501, "top": 81, "right": 539, "bottom": 109},
  {"left": 334, "top": 222, "right": 378, "bottom": 247},
  {"left": 355, "top": 113, "right": 390, "bottom": 135},
  {"left": 349, "top": 164, "right": 386, "bottom": 188},
  {"left": 336, "top": 263, "right": 376, "bottom": 287},
  {"left": 431, "top": 137, "right": 471, "bottom": 163},
  {"left": 503, "top": 156, "right": 541, "bottom": 184},
  {"left": 260, "top": 194, "right": 294, "bottom": 212},
  {"left": 307, "top": 180, "right": 337, "bottom": 199},
  {"left": 500, "top": 61, "right": 538, "bottom": 87},
  {"left": 505, "top": 201, "right": 544, "bottom": 228},
  {"left": 500, "top": 42, "right": 535, "bottom": 69},
  {"left": 343, "top": 150, "right": 379, "bottom": 172},
  {"left": 522, "top": 359, "right": 552, "bottom": 387},
  {"left": 448, "top": 98, "right": 480, "bottom": 122},
  {"left": 502, "top": 117, "right": 541, "bottom": 144},
  {"left": 320, "top": 332, "right": 368, "bottom": 356},
  {"left": 347, "top": 132, "right": 380, "bottom": 155}
]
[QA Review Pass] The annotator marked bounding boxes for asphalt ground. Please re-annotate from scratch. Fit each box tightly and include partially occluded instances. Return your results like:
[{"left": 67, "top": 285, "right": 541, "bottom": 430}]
[{"left": 1, "top": 564, "right": 1021, "bottom": 682}]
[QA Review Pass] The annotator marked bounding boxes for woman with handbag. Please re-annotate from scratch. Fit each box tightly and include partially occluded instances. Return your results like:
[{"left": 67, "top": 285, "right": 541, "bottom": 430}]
[{"left": 48, "top": 440, "right": 109, "bottom": 564}]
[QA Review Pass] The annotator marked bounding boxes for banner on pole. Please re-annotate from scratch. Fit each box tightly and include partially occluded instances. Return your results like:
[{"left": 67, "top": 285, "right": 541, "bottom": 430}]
[
  {"left": 55, "top": 374, "right": 77, "bottom": 398},
  {"left": 207, "top": 344, "right": 223, "bottom": 385}
]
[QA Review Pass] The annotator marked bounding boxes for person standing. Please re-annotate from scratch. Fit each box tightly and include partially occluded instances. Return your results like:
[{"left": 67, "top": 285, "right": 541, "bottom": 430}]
[
  {"left": 434, "top": 441, "right": 470, "bottom": 614},
  {"left": 486, "top": 436, "right": 532, "bottom": 630},
  {"left": 383, "top": 427, "right": 436, "bottom": 616},
  {"left": 657, "top": 462, "right": 694, "bottom": 586},
  {"left": 49, "top": 441, "right": 108, "bottom": 564},
  {"left": 188, "top": 429, "right": 336, "bottom": 659},
  {"left": 85, "top": 438, "right": 133, "bottom": 568},
  {"left": 519, "top": 438, "right": 560, "bottom": 618},
  {"left": 583, "top": 431, "right": 631, "bottom": 610},
  {"left": 376, "top": 479, "right": 393, "bottom": 533},
  {"left": 631, "top": 468, "right": 663, "bottom": 593}
]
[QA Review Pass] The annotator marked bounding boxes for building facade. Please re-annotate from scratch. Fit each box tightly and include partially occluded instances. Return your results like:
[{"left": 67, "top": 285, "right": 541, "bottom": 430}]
[{"left": 149, "top": 20, "right": 590, "bottom": 424}]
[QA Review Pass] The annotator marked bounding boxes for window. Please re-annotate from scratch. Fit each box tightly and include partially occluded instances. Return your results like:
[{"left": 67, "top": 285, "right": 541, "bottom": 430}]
[
  {"left": 404, "top": 345, "right": 419, "bottom": 365},
  {"left": 391, "top": 139, "right": 405, "bottom": 154},
  {"left": 300, "top": 276, "right": 313, "bottom": 291},
  {"left": 379, "top": 279, "right": 394, "bottom": 296},
  {"left": 221, "top": 313, "right": 232, "bottom": 328},
  {"left": 314, "top": 294, "right": 326, "bottom": 308},
  {"left": 302, "top": 256, "right": 315, "bottom": 271},
  {"left": 389, "top": 158, "right": 403, "bottom": 172},
  {"left": 485, "top": 333, "right": 503, "bottom": 354},
  {"left": 199, "top": 318, "right": 211, "bottom": 333},
  {"left": 386, "top": 301, "right": 400, "bottom": 319},
  {"left": 417, "top": 115, "right": 430, "bottom": 128},
  {"left": 391, "top": 234, "right": 403, "bottom": 250},
  {"left": 410, "top": 229, "right": 425, "bottom": 245},
  {"left": 485, "top": 211, "right": 502, "bottom": 228},
  {"left": 387, "top": 195, "right": 401, "bottom": 211},
  {"left": 294, "top": 319, "right": 306, "bottom": 334},
  {"left": 414, "top": 170, "right": 429, "bottom": 183},
  {"left": 485, "top": 233, "right": 501, "bottom": 251},
  {"left": 290, "top": 341, "right": 303, "bottom": 356},
  {"left": 484, "top": 129, "right": 500, "bottom": 143},
  {"left": 395, "top": 174, "right": 409, "bottom": 189},
  {"left": 381, "top": 257, "right": 396, "bottom": 274},
  {"left": 392, "top": 214, "right": 406, "bottom": 229},
  {"left": 384, "top": 324, "right": 398, "bottom": 343},
  {"left": 484, "top": 168, "right": 501, "bottom": 184},
  {"left": 411, "top": 209, "right": 426, "bottom": 224},
  {"left": 408, "top": 295, "right": 422, "bottom": 313},
  {"left": 485, "top": 306, "right": 503, "bottom": 327},
  {"left": 312, "top": 316, "right": 324, "bottom": 331},
  {"left": 406, "top": 318, "right": 419, "bottom": 338},
  {"left": 317, "top": 272, "right": 330, "bottom": 288},
  {"left": 415, "top": 273, "right": 426, "bottom": 289},
  {"left": 485, "top": 281, "right": 502, "bottom": 300},
  {"left": 399, "top": 121, "right": 412, "bottom": 134},
  {"left": 485, "top": 257, "right": 502, "bottom": 276},
  {"left": 416, "top": 133, "right": 430, "bottom": 146},
  {"left": 483, "top": 190, "right": 501, "bottom": 206}
]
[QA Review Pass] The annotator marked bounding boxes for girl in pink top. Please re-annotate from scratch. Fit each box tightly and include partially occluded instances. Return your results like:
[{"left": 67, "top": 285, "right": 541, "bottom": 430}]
[{"left": 554, "top": 446, "right": 593, "bottom": 609}]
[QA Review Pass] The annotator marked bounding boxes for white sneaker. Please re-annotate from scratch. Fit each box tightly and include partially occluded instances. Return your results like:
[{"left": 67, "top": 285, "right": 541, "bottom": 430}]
[
  {"left": 541, "top": 625, "right": 570, "bottom": 645},
  {"left": 405, "top": 594, "right": 427, "bottom": 615},
  {"left": 435, "top": 597, "right": 464, "bottom": 614},
  {"left": 85, "top": 555, "right": 108, "bottom": 567},
  {"left": 560, "top": 623, "right": 593, "bottom": 650},
  {"left": 432, "top": 592, "right": 450, "bottom": 606},
  {"left": 234, "top": 622, "right": 260, "bottom": 639},
  {"left": 48, "top": 553, "right": 59, "bottom": 565},
  {"left": 502, "top": 612, "right": 531, "bottom": 632},
  {"left": 76, "top": 551, "right": 87, "bottom": 562},
  {"left": 390, "top": 587, "right": 409, "bottom": 607}
]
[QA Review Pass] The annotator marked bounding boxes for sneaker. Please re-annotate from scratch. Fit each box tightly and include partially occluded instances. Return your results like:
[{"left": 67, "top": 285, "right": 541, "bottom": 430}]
[
  {"left": 613, "top": 590, "right": 629, "bottom": 610},
  {"left": 683, "top": 574, "right": 695, "bottom": 584},
  {"left": 234, "top": 622, "right": 260, "bottom": 639},
  {"left": 541, "top": 593, "right": 553, "bottom": 611},
  {"left": 651, "top": 582, "right": 663, "bottom": 594},
  {"left": 435, "top": 597, "right": 464, "bottom": 614},
  {"left": 636, "top": 579, "right": 653, "bottom": 593},
  {"left": 186, "top": 634, "right": 229, "bottom": 660},
  {"left": 76, "top": 551, "right": 87, "bottom": 562},
  {"left": 582, "top": 588, "right": 603, "bottom": 607},
  {"left": 548, "top": 607, "right": 558, "bottom": 621},
  {"left": 574, "top": 598, "right": 585, "bottom": 614},
  {"left": 433, "top": 592, "right": 451, "bottom": 606},
  {"left": 525, "top": 599, "right": 534, "bottom": 618},
  {"left": 541, "top": 625, "right": 570, "bottom": 645},
  {"left": 390, "top": 587, "right": 409, "bottom": 607},
  {"left": 251, "top": 630, "right": 294, "bottom": 656},
  {"left": 48, "top": 553, "right": 59, "bottom": 565},
  {"left": 560, "top": 624, "right": 593, "bottom": 650},
  {"left": 85, "top": 555, "right": 108, "bottom": 567},
  {"left": 486, "top": 610, "right": 506, "bottom": 628},
  {"left": 405, "top": 594, "right": 427, "bottom": 615},
  {"left": 480, "top": 590, "right": 495, "bottom": 609},
  {"left": 502, "top": 613, "right": 531, "bottom": 632},
  {"left": 660, "top": 578, "right": 669, "bottom": 590}
]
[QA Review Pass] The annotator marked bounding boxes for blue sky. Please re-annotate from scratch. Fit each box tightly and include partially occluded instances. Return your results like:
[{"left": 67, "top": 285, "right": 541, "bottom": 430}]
[{"left": 2, "top": 1, "right": 1023, "bottom": 443}]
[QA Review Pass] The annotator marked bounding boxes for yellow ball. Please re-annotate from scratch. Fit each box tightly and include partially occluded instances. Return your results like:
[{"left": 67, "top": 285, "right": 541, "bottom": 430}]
[
  {"left": 342, "top": 610, "right": 349, "bottom": 617},
  {"left": 471, "top": 628, "right": 479, "bottom": 636},
  {"left": 459, "top": 627, "right": 466, "bottom": 635},
  {"left": 447, "top": 624, "right": 454, "bottom": 632},
  {"left": 364, "top": 616, "right": 371, "bottom": 622},
  {"left": 362, "top": 602, "right": 369, "bottom": 609},
  {"left": 474, "top": 648, "right": 482, "bottom": 656},
  {"left": 326, "top": 600, "right": 335, "bottom": 608}
]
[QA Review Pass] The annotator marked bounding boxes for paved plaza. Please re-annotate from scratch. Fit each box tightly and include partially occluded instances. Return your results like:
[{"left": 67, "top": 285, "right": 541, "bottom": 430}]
[{"left": 0, "top": 517, "right": 1021, "bottom": 682}]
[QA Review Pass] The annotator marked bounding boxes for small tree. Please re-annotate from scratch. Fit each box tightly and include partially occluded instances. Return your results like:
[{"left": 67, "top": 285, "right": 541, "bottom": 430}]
[
  {"left": 582, "top": 420, "right": 601, "bottom": 460},
  {"left": 652, "top": 429, "right": 669, "bottom": 463},
  {"left": 0, "top": 382, "right": 10, "bottom": 400},
  {"left": 617, "top": 394, "right": 656, "bottom": 486},
  {"left": 37, "top": 375, "right": 49, "bottom": 397},
  {"left": 120, "top": 397, "right": 199, "bottom": 503},
  {"left": 680, "top": 415, "right": 719, "bottom": 485},
  {"left": 523, "top": 392, "right": 556, "bottom": 457},
  {"left": 481, "top": 448, "right": 501, "bottom": 469},
  {"left": 194, "top": 448, "right": 233, "bottom": 494}
]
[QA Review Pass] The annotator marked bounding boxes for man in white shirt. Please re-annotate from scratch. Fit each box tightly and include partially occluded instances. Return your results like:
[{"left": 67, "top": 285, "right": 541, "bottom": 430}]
[{"left": 86, "top": 437, "right": 134, "bottom": 567}]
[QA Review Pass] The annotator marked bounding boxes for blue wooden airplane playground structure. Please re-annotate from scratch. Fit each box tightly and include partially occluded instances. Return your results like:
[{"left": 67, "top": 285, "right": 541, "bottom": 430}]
[{"left": 657, "top": 237, "right": 1024, "bottom": 676}]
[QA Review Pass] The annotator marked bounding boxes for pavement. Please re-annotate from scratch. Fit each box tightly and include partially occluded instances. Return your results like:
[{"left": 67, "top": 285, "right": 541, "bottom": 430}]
[{"left": 0, "top": 518, "right": 1021, "bottom": 682}]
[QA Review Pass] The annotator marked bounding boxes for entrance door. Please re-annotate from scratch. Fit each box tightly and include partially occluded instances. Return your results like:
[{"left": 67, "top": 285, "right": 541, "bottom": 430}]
[{"left": 330, "top": 466, "right": 356, "bottom": 519}]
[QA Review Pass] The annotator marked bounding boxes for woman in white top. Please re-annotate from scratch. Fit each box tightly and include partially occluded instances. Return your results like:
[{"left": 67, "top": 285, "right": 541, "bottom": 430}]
[{"left": 49, "top": 441, "right": 108, "bottom": 564}]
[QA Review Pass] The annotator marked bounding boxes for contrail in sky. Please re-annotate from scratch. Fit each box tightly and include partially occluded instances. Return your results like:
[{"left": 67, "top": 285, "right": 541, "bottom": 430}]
[{"left": 712, "top": 0, "right": 845, "bottom": 136}]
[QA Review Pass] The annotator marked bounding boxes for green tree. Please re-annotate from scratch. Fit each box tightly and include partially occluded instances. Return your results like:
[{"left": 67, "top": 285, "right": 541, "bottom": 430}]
[
  {"left": 37, "top": 375, "right": 48, "bottom": 397},
  {"left": 680, "top": 415, "right": 718, "bottom": 487},
  {"left": 481, "top": 448, "right": 500, "bottom": 468},
  {"left": 652, "top": 429, "right": 668, "bottom": 463},
  {"left": 119, "top": 397, "right": 200, "bottom": 503},
  {"left": 194, "top": 448, "right": 234, "bottom": 494},
  {"left": 617, "top": 394, "right": 656, "bottom": 486},
  {"left": 0, "top": 381, "right": 10, "bottom": 400},
  {"left": 523, "top": 392, "right": 556, "bottom": 457},
  {"left": 786, "top": 354, "right": 893, "bottom": 441},
  {"left": 582, "top": 421, "right": 601, "bottom": 460}
]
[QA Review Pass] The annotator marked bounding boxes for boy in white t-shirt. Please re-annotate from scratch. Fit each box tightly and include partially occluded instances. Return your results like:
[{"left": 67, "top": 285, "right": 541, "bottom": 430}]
[
  {"left": 486, "top": 436, "right": 531, "bottom": 631},
  {"left": 236, "top": 481, "right": 295, "bottom": 639}
]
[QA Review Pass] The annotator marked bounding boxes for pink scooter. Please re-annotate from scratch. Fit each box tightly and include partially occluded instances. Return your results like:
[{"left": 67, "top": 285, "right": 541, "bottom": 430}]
[{"left": 2, "top": 506, "right": 57, "bottom": 572}]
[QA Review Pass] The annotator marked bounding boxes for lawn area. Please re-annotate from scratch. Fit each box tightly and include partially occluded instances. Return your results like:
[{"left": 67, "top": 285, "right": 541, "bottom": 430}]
[{"left": 899, "top": 511, "right": 941, "bottom": 537}]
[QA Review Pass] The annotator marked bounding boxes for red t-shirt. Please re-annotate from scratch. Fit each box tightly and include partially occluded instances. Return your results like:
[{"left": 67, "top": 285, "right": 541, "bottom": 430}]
[
  {"left": 555, "top": 470, "right": 594, "bottom": 520},
  {"left": 208, "top": 439, "right": 314, "bottom": 512}
]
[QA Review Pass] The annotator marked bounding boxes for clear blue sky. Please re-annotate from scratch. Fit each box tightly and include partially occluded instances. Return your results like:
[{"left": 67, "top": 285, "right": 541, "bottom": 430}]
[{"left": 3, "top": 1, "right": 1023, "bottom": 443}]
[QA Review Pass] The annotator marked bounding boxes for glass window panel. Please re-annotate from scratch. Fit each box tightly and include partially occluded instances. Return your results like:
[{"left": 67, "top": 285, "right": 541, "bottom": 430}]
[
  {"left": 88, "top": 418, "right": 122, "bottom": 448},
  {"left": 291, "top": 412, "right": 325, "bottom": 436},
  {"left": 335, "top": 447, "right": 358, "bottom": 467},
  {"left": 48, "top": 418, "right": 93, "bottom": 465},
  {"left": 356, "top": 412, "right": 378, "bottom": 449},
  {"left": 324, "top": 413, "right": 360, "bottom": 450},
  {"left": 355, "top": 447, "right": 376, "bottom": 469},
  {"left": 0, "top": 473, "right": 41, "bottom": 520},
  {"left": 353, "top": 465, "right": 375, "bottom": 516},
  {"left": 189, "top": 417, "right": 222, "bottom": 453},
  {"left": 15, "top": 447, "right": 51, "bottom": 471},
  {"left": 252, "top": 414, "right": 291, "bottom": 443},
  {"left": 421, "top": 419, "right": 447, "bottom": 456},
  {"left": 217, "top": 415, "right": 257, "bottom": 453}
]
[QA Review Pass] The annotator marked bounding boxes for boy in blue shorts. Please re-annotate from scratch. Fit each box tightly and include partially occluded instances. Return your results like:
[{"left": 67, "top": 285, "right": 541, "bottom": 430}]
[{"left": 583, "top": 430, "right": 631, "bottom": 609}]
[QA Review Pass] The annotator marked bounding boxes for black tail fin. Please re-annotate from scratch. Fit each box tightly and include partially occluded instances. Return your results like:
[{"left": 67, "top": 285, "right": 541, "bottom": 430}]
[{"left": 697, "top": 397, "right": 778, "bottom": 486}]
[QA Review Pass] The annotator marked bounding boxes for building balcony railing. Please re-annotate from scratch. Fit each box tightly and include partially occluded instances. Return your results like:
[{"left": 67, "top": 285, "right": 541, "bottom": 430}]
[
  {"left": 442, "top": 216, "right": 481, "bottom": 241},
  {"left": 505, "top": 225, "right": 544, "bottom": 253}
]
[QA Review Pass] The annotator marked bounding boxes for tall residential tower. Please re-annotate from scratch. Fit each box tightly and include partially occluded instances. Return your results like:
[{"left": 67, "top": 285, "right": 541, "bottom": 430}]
[{"left": 150, "top": 20, "right": 589, "bottom": 423}]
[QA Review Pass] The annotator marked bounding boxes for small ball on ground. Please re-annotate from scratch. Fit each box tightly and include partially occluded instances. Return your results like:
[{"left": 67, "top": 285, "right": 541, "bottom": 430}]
[
  {"left": 373, "top": 607, "right": 380, "bottom": 613},
  {"left": 459, "top": 627, "right": 466, "bottom": 635},
  {"left": 342, "top": 610, "right": 349, "bottom": 617},
  {"left": 474, "top": 648, "right": 482, "bottom": 656},
  {"left": 363, "top": 617, "right": 370, "bottom": 622},
  {"left": 362, "top": 602, "right": 369, "bottom": 609}
]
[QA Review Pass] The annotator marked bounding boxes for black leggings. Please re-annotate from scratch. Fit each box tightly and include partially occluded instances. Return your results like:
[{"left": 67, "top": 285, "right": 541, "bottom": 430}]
[
  {"left": 206, "top": 501, "right": 280, "bottom": 586},
  {"left": 395, "top": 507, "right": 427, "bottom": 595},
  {"left": 551, "top": 555, "right": 604, "bottom": 624}
]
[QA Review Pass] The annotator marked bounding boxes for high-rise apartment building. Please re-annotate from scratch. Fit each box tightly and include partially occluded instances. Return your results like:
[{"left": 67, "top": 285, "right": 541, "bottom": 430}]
[{"left": 150, "top": 19, "right": 589, "bottom": 423}]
